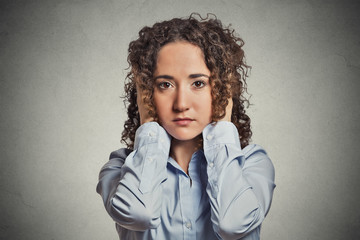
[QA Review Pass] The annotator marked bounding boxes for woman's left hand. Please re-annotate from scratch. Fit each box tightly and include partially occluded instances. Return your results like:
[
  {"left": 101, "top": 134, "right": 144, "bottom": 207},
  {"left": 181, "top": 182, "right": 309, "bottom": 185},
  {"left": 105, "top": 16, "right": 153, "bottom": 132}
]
[{"left": 220, "top": 98, "right": 233, "bottom": 122}]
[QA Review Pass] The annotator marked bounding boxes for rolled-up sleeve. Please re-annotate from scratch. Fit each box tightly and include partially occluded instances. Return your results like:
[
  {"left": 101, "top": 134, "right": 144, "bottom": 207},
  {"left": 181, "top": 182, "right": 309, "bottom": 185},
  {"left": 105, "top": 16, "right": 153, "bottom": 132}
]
[
  {"left": 96, "top": 122, "right": 171, "bottom": 231},
  {"left": 202, "top": 121, "right": 275, "bottom": 240}
]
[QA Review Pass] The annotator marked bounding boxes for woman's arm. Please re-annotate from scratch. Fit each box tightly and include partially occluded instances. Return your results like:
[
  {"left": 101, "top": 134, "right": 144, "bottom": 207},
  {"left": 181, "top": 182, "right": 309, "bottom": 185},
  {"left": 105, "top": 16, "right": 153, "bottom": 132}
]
[
  {"left": 96, "top": 122, "right": 171, "bottom": 231},
  {"left": 203, "top": 121, "right": 275, "bottom": 240}
]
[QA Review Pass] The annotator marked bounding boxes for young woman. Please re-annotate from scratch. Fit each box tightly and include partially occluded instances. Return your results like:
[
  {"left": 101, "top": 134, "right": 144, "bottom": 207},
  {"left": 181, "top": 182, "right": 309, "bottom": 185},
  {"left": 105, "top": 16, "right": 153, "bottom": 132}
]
[{"left": 97, "top": 14, "right": 275, "bottom": 240}]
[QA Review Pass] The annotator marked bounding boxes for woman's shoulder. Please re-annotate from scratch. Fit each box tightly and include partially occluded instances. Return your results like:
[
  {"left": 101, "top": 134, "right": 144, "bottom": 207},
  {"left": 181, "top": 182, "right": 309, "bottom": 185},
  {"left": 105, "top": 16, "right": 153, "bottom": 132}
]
[
  {"left": 241, "top": 143, "right": 275, "bottom": 177},
  {"left": 242, "top": 144, "right": 270, "bottom": 161},
  {"left": 109, "top": 148, "right": 133, "bottom": 160},
  {"left": 99, "top": 148, "right": 133, "bottom": 171}
]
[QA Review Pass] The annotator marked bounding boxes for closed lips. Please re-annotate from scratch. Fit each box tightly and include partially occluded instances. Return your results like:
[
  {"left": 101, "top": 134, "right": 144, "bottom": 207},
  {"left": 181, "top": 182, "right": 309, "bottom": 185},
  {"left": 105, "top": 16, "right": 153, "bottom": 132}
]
[{"left": 173, "top": 118, "right": 194, "bottom": 121}]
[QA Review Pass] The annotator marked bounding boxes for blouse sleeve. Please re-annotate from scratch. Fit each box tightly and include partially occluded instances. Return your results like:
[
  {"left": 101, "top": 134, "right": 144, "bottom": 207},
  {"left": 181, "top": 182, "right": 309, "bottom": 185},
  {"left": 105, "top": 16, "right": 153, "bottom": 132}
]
[
  {"left": 96, "top": 122, "right": 171, "bottom": 231},
  {"left": 202, "top": 121, "right": 276, "bottom": 240}
]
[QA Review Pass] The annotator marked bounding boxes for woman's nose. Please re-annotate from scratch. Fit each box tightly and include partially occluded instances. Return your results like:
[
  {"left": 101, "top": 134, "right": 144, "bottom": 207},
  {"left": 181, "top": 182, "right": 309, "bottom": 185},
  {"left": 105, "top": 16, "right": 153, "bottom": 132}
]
[{"left": 173, "top": 87, "right": 190, "bottom": 112}]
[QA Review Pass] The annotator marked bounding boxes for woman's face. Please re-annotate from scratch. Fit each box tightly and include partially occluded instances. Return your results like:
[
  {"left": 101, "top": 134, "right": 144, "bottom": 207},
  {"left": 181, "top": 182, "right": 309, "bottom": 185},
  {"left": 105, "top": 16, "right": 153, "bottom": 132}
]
[{"left": 153, "top": 41, "right": 212, "bottom": 141}]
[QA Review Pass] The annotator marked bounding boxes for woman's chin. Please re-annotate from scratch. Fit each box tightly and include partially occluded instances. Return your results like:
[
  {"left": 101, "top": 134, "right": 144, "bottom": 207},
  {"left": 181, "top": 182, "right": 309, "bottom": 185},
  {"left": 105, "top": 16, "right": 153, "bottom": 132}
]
[{"left": 168, "top": 132, "right": 202, "bottom": 143}]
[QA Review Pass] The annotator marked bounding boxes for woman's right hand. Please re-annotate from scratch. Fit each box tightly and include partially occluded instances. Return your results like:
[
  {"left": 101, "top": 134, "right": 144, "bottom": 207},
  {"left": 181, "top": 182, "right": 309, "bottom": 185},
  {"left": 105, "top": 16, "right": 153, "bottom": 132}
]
[{"left": 136, "top": 85, "right": 154, "bottom": 125}]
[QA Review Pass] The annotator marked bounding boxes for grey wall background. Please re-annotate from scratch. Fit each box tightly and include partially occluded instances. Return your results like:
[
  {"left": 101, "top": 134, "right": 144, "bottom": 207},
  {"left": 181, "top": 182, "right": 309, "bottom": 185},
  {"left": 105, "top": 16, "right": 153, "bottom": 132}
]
[{"left": 1, "top": 0, "right": 359, "bottom": 239}]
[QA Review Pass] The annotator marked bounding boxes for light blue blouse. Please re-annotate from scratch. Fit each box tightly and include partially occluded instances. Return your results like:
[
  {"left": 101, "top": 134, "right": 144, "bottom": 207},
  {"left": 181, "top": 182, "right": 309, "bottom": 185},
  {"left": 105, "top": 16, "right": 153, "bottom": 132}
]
[{"left": 97, "top": 121, "right": 275, "bottom": 240}]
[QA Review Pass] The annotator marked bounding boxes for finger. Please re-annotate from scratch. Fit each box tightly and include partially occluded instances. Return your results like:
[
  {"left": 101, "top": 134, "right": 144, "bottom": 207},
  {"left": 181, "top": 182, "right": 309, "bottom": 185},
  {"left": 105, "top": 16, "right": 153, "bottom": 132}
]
[
  {"left": 136, "top": 84, "right": 154, "bottom": 125},
  {"left": 225, "top": 98, "right": 233, "bottom": 121},
  {"left": 220, "top": 98, "right": 233, "bottom": 122}
]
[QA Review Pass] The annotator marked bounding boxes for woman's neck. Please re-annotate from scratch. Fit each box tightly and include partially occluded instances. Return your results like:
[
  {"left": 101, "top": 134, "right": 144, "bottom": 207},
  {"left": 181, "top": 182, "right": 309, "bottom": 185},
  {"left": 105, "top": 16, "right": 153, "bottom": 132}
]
[{"left": 170, "top": 135, "right": 201, "bottom": 174}]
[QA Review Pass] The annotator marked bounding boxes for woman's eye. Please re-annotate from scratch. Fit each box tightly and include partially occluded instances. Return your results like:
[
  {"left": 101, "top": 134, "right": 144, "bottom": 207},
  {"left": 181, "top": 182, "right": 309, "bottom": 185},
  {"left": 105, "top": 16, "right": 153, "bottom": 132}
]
[
  {"left": 158, "top": 82, "right": 172, "bottom": 89},
  {"left": 192, "top": 80, "right": 205, "bottom": 88}
]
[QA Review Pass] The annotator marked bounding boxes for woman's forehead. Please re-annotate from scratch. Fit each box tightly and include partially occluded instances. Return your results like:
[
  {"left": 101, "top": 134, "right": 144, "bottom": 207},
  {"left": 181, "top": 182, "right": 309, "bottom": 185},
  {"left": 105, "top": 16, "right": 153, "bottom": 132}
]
[{"left": 154, "top": 42, "right": 210, "bottom": 77}]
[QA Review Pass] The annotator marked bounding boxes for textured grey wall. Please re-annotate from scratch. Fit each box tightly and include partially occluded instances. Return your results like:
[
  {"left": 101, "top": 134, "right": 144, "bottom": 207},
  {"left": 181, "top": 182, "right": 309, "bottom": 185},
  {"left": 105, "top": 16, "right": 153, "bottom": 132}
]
[{"left": 1, "top": 0, "right": 359, "bottom": 239}]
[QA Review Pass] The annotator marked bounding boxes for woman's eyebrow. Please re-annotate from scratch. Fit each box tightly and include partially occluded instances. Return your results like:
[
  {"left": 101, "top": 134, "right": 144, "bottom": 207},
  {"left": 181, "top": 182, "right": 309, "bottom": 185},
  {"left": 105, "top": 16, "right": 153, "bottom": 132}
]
[
  {"left": 189, "top": 73, "right": 210, "bottom": 79},
  {"left": 154, "top": 73, "right": 209, "bottom": 80},
  {"left": 154, "top": 75, "right": 173, "bottom": 80}
]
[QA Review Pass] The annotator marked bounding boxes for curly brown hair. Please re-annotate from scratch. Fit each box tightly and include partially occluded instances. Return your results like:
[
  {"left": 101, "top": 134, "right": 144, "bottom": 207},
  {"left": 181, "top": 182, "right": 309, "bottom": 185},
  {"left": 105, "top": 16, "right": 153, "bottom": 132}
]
[{"left": 121, "top": 13, "right": 252, "bottom": 149}]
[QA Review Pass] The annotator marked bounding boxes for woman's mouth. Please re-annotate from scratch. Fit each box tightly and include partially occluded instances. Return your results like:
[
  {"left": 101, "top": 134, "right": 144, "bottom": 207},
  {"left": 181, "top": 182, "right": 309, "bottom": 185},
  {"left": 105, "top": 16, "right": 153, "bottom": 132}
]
[{"left": 173, "top": 118, "right": 194, "bottom": 126}]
